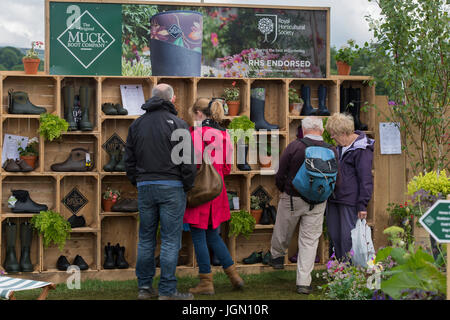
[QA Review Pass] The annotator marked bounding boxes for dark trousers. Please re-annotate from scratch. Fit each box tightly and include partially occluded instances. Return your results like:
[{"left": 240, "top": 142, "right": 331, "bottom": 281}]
[{"left": 326, "top": 202, "right": 358, "bottom": 260}]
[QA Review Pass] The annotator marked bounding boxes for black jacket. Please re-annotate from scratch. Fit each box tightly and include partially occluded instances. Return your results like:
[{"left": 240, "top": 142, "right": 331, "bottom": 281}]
[{"left": 124, "top": 96, "right": 196, "bottom": 192}]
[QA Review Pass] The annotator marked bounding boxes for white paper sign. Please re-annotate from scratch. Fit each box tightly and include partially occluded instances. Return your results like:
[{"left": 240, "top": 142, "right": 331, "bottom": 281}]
[
  {"left": 120, "top": 84, "right": 146, "bottom": 116},
  {"left": 379, "top": 122, "right": 402, "bottom": 154},
  {"left": 2, "top": 134, "right": 28, "bottom": 165}
]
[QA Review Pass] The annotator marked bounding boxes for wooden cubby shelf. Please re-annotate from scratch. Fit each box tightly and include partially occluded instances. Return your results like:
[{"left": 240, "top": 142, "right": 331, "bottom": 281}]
[{"left": 0, "top": 72, "right": 376, "bottom": 281}]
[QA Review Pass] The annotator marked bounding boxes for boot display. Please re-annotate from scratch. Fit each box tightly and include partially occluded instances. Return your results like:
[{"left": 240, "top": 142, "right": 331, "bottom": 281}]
[
  {"left": 19, "top": 222, "right": 34, "bottom": 272},
  {"left": 10, "top": 190, "right": 48, "bottom": 213},
  {"left": 236, "top": 141, "right": 251, "bottom": 171},
  {"left": 15, "top": 159, "right": 34, "bottom": 172},
  {"left": 340, "top": 85, "right": 350, "bottom": 113},
  {"left": 113, "top": 104, "right": 128, "bottom": 115},
  {"left": 348, "top": 87, "right": 368, "bottom": 131},
  {"left": 62, "top": 86, "right": 78, "bottom": 131},
  {"left": 259, "top": 203, "right": 271, "bottom": 225},
  {"left": 57, "top": 255, "right": 70, "bottom": 271},
  {"left": 114, "top": 147, "right": 126, "bottom": 172},
  {"left": 243, "top": 251, "right": 262, "bottom": 264},
  {"left": 3, "top": 221, "right": 20, "bottom": 273},
  {"left": 78, "top": 86, "right": 94, "bottom": 131},
  {"left": 300, "top": 85, "right": 317, "bottom": 116},
  {"left": 250, "top": 88, "right": 279, "bottom": 130},
  {"left": 2, "top": 159, "right": 21, "bottom": 172},
  {"left": 114, "top": 243, "right": 129, "bottom": 269},
  {"left": 102, "top": 103, "right": 118, "bottom": 115},
  {"left": 51, "top": 148, "right": 94, "bottom": 172},
  {"left": 103, "top": 146, "right": 120, "bottom": 172},
  {"left": 68, "top": 214, "right": 86, "bottom": 228},
  {"left": 317, "top": 84, "right": 330, "bottom": 116},
  {"left": 8, "top": 89, "right": 47, "bottom": 115},
  {"left": 73, "top": 255, "right": 89, "bottom": 270},
  {"left": 103, "top": 242, "right": 115, "bottom": 269},
  {"left": 111, "top": 198, "right": 138, "bottom": 212}
]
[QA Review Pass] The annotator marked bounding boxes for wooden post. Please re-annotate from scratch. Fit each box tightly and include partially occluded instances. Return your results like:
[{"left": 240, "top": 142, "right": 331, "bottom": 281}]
[{"left": 447, "top": 194, "right": 450, "bottom": 300}]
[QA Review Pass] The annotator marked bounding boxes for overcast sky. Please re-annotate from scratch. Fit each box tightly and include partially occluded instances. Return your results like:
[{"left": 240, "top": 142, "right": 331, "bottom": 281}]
[{"left": 0, "top": 0, "right": 380, "bottom": 49}]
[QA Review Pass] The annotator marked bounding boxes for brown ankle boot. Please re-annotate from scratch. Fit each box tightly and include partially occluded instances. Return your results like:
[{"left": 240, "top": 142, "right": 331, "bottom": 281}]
[
  {"left": 189, "top": 273, "right": 214, "bottom": 295},
  {"left": 224, "top": 264, "right": 244, "bottom": 289}
]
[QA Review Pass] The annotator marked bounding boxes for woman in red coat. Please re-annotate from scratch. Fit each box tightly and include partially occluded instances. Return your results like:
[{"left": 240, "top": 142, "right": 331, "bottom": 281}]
[{"left": 184, "top": 98, "right": 244, "bottom": 295}]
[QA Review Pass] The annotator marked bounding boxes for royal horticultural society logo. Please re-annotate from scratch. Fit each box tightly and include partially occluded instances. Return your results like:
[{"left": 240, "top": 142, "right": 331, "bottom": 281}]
[{"left": 57, "top": 10, "right": 115, "bottom": 69}]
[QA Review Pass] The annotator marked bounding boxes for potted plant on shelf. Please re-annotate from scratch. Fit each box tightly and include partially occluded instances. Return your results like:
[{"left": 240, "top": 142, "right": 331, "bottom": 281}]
[
  {"left": 30, "top": 210, "right": 72, "bottom": 251},
  {"left": 288, "top": 87, "right": 303, "bottom": 115},
  {"left": 250, "top": 195, "right": 263, "bottom": 223},
  {"left": 228, "top": 209, "right": 256, "bottom": 239},
  {"left": 222, "top": 81, "right": 240, "bottom": 116},
  {"left": 18, "top": 137, "right": 39, "bottom": 169},
  {"left": 258, "top": 143, "right": 272, "bottom": 169},
  {"left": 227, "top": 115, "right": 255, "bottom": 171},
  {"left": 335, "top": 39, "right": 360, "bottom": 75},
  {"left": 23, "top": 41, "right": 43, "bottom": 74},
  {"left": 38, "top": 113, "right": 69, "bottom": 142},
  {"left": 102, "top": 187, "right": 120, "bottom": 212}
]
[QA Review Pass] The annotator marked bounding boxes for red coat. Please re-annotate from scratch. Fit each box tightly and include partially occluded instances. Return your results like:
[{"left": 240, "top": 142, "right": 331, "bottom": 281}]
[{"left": 183, "top": 125, "right": 233, "bottom": 229}]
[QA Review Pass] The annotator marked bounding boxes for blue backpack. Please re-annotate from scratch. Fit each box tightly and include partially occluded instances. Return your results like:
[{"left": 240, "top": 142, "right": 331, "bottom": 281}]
[{"left": 292, "top": 139, "right": 338, "bottom": 207}]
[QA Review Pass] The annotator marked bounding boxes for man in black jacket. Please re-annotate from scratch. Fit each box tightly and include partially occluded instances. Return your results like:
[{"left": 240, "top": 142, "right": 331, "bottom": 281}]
[{"left": 125, "top": 83, "right": 196, "bottom": 300}]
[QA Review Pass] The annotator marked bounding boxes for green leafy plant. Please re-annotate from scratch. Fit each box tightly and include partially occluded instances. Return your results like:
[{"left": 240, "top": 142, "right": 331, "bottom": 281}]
[
  {"left": 31, "top": 210, "right": 71, "bottom": 251},
  {"left": 322, "top": 118, "right": 336, "bottom": 146},
  {"left": 228, "top": 210, "right": 256, "bottom": 239},
  {"left": 386, "top": 202, "right": 420, "bottom": 244},
  {"left": 222, "top": 81, "right": 240, "bottom": 101},
  {"left": 250, "top": 196, "right": 261, "bottom": 210},
  {"left": 227, "top": 115, "right": 255, "bottom": 145},
  {"left": 24, "top": 41, "right": 43, "bottom": 59},
  {"left": 103, "top": 187, "right": 120, "bottom": 200},
  {"left": 288, "top": 87, "right": 302, "bottom": 104},
  {"left": 38, "top": 113, "right": 69, "bottom": 141},
  {"left": 335, "top": 39, "right": 360, "bottom": 66},
  {"left": 18, "top": 136, "right": 39, "bottom": 156}
]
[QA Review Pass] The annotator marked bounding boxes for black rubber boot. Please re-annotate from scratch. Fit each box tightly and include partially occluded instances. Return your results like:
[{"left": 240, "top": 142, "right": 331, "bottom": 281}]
[
  {"left": 114, "top": 104, "right": 128, "bottom": 115},
  {"left": 349, "top": 87, "right": 368, "bottom": 131},
  {"left": 79, "top": 86, "right": 93, "bottom": 131},
  {"left": 317, "top": 84, "right": 330, "bottom": 116},
  {"left": 114, "top": 147, "right": 126, "bottom": 172},
  {"left": 11, "top": 190, "right": 48, "bottom": 213},
  {"left": 340, "top": 86, "right": 350, "bottom": 113},
  {"left": 103, "top": 146, "right": 120, "bottom": 172},
  {"left": 102, "top": 103, "right": 118, "bottom": 115},
  {"left": 8, "top": 89, "right": 47, "bottom": 115},
  {"left": 62, "top": 86, "right": 78, "bottom": 131},
  {"left": 250, "top": 88, "right": 279, "bottom": 130},
  {"left": 300, "top": 85, "right": 317, "bottom": 116},
  {"left": 114, "top": 243, "right": 129, "bottom": 269},
  {"left": 103, "top": 242, "right": 115, "bottom": 269},
  {"left": 3, "top": 221, "right": 20, "bottom": 273},
  {"left": 236, "top": 142, "right": 251, "bottom": 171},
  {"left": 19, "top": 222, "right": 34, "bottom": 272}
]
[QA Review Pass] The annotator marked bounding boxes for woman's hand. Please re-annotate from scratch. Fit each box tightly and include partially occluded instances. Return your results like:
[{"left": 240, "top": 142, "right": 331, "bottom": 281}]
[{"left": 358, "top": 211, "right": 367, "bottom": 220}]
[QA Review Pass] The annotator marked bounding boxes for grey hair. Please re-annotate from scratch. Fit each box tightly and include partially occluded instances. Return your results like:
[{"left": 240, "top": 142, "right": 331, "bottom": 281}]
[
  {"left": 301, "top": 116, "right": 324, "bottom": 131},
  {"left": 152, "top": 84, "right": 174, "bottom": 102}
]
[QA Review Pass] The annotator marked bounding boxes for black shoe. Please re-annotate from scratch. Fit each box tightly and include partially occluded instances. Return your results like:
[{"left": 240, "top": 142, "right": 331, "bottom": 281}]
[
  {"left": 262, "top": 252, "right": 271, "bottom": 265},
  {"left": 10, "top": 190, "right": 48, "bottom": 213},
  {"left": 297, "top": 285, "right": 312, "bottom": 295},
  {"left": 269, "top": 255, "right": 285, "bottom": 269},
  {"left": 138, "top": 287, "right": 158, "bottom": 300},
  {"left": 103, "top": 242, "right": 115, "bottom": 269},
  {"left": 243, "top": 251, "right": 263, "bottom": 264},
  {"left": 57, "top": 255, "right": 70, "bottom": 271},
  {"left": 114, "top": 243, "right": 129, "bottom": 269},
  {"left": 68, "top": 214, "right": 86, "bottom": 228},
  {"left": 73, "top": 255, "right": 89, "bottom": 271}
]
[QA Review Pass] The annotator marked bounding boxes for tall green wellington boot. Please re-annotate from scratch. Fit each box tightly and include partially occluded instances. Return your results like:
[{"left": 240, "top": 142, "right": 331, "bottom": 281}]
[
  {"left": 8, "top": 89, "right": 47, "bottom": 115},
  {"left": 62, "top": 86, "right": 78, "bottom": 131},
  {"left": 79, "top": 86, "right": 94, "bottom": 131},
  {"left": 19, "top": 222, "right": 34, "bottom": 272},
  {"left": 103, "top": 146, "right": 120, "bottom": 172},
  {"left": 3, "top": 221, "right": 20, "bottom": 273}
]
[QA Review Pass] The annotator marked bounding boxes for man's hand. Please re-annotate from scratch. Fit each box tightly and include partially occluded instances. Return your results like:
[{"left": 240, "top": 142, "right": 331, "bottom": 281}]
[{"left": 358, "top": 211, "right": 367, "bottom": 220}]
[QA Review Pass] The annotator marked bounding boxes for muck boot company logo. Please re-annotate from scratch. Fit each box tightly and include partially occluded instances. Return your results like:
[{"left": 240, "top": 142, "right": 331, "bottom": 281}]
[{"left": 57, "top": 10, "right": 115, "bottom": 69}]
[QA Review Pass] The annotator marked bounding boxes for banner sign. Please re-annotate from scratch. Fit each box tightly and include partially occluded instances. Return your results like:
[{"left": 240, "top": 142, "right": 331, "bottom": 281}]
[{"left": 49, "top": 1, "right": 329, "bottom": 77}]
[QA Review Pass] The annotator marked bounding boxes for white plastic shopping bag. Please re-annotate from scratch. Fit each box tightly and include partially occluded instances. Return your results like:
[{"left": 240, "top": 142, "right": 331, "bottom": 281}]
[{"left": 350, "top": 219, "right": 375, "bottom": 268}]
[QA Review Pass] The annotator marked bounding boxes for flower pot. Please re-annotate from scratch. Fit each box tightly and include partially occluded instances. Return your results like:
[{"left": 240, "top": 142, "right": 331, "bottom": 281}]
[
  {"left": 23, "top": 58, "right": 40, "bottom": 74},
  {"left": 250, "top": 209, "right": 263, "bottom": 224},
  {"left": 20, "top": 155, "right": 37, "bottom": 169},
  {"left": 102, "top": 198, "right": 117, "bottom": 212},
  {"left": 150, "top": 11, "right": 203, "bottom": 76},
  {"left": 290, "top": 103, "right": 303, "bottom": 116},
  {"left": 227, "top": 101, "right": 240, "bottom": 116},
  {"left": 259, "top": 155, "right": 272, "bottom": 168},
  {"left": 336, "top": 61, "right": 351, "bottom": 75}
]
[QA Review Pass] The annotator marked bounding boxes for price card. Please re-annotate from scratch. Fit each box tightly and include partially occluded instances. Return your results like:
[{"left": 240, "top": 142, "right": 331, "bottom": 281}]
[{"left": 120, "top": 84, "right": 146, "bottom": 115}]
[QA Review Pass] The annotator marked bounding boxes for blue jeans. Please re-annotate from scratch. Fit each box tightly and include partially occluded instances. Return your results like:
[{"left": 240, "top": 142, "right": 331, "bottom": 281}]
[
  {"left": 136, "top": 184, "right": 186, "bottom": 296},
  {"left": 190, "top": 225, "right": 234, "bottom": 274}
]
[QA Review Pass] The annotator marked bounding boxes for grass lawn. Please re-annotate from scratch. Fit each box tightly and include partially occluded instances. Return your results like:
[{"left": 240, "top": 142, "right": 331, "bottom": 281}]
[{"left": 13, "top": 270, "right": 327, "bottom": 300}]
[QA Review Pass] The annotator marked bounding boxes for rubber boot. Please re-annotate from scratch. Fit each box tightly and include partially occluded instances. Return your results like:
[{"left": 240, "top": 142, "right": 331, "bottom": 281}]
[
  {"left": 8, "top": 90, "right": 47, "bottom": 115},
  {"left": 114, "top": 147, "right": 126, "bottom": 172},
  {"left": 340, "top": 86, "right": 350, "bottom": 113},
  {"left": 11, "top": 190, "right": 48, "bottom": 213},
  {"left": 114, "top": 104, "right": 128, "bottom": 115},
  {"left": 19, "top": 222, "right": 34, "bottom": 272},
  {"left": 3, "top": 221, "right": 20, "bottom": 273},
  {"left": 189, "top": 273, "right": 215, "bottom": 295},
  {"left": 103, "top": 146, "right": 120, "bottom": 172},
  {"left": 114, "top": 243, "right": 129, "bottom": 269},
  {"left": 79, "top": 86, "right": 93, "bottom": 131},
  {"left": 103, "top": 242, "right": 115, "bottom": 269},
  {"left": 250, "top": 88, "right": 279, "bottom": 130},
  {"left": 317, "top": 84, "right": 330, "bottom": 116},
  {"left": 350, "top": 88, "right": 368, "bottom": 131},
  {"left": 236, "top": 142, "right": 251, "bottom": 171},
  {"left": 300, "top": 85, "right": 317, "bottom": 116},
  {"left": 62, "top": 86, "right": 78, "bottom": 131},
  {"left": 223, "top": 264, "right": 244, "bottom": 289}
]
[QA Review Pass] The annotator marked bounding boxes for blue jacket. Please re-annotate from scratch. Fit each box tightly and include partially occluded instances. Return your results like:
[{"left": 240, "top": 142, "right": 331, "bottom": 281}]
[{"left": 328, "top": 131, "right": 375, "bottom": 212}]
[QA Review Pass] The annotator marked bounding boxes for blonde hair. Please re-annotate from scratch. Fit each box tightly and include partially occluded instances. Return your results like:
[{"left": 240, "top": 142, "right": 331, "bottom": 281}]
[
  {"left": 325, "top": 113, "right": 355, "bottom": 136},
  {"left": 191, "top": 98, "right": 224, "bottom": 123}
]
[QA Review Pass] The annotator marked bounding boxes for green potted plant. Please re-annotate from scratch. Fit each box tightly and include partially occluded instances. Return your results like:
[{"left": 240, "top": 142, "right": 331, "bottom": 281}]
[
  {"left": 228, "top": 209, "right": 256, "bottom": 239},
  {"left": 30, "top": 210, "right": 72, "bottom": 251},
  {"left": 288, "top": 87, "right": 303, "bottom": 114},
  {"left": 250, "top": 195, "right": 262, "bottom": 223},
  {"left": 227, "top": 115, "right": 255, "bottom": 171},
  {"left": 18, "top": 136, "right": 39, "bottom": 169},
  {"left": 23, "top": 41, "right": 43, "bottom": 74},
  {"left": 222, "top": 81, "right": 240, "bottom": 116},
  {"left": 38, "top": 113, "right": 69, "bottom": 141},
  {"left": 102, "top": 187, "right": 121, "bottom": 212},
  {"left": 335, "top": 39, "right": 360, "bottom": 75}
]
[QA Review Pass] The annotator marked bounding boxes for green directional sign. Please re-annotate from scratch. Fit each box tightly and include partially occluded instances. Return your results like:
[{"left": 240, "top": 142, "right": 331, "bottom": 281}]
[{"left": 419, "top": 200, "right": 450, "bottom": 243}]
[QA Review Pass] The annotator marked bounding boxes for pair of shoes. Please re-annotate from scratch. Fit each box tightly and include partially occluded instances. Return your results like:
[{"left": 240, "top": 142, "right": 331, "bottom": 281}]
[
  {"left": 2, "top": 221, "right": 34, "bottom": 273},
  {"left": 9, "top": 190, "right": 48, "bottom": 213},
  {"left": 8, "top": 89, "right": 46, "bottom": 114},
  {"left": 62, "top": 86, "right": 93, "bottom": 131},
  {"left": 103, "top": 242, "right": 129, "bottom": 269},
  {"left": 269, "top": 255, "right": 285, "bottom": 269},
  {"left": 103, "top": 145, "right": 126, "bottom": 172},
  {"left": 111, "top": 198, "right": 138, "bottom": 212},
  {"left": 3, "top": 158, "right": 34, "bottom": 172},
  {"left": 297, "top": 285, "right": 313, "bottom": 295},
  {"left": 243, "top": 251, "right": 262, "bottom": 264},
  {"left": 137, "top": 287, "right": 158, "bottom": 300},
  {"left": 57, "top": 255, "right": 88, "bottom": 271},
  {"left": 51, "top": 148, "right": 94, "bottom": 172},
  {"left": 102, "top": 103, "right": 128, "bottom": 115},
  {"left": 158, "top": 290, "right": 194, "bottom": 300}
]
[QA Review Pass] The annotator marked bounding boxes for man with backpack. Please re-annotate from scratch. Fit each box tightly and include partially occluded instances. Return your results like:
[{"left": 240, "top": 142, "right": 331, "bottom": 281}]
[{"left": 270, "top": 117, "right": 339, "bottom": 295}]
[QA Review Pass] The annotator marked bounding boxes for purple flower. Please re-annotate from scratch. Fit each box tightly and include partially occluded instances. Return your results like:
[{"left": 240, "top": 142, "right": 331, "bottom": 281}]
[{"left": 388, "top": 100, "right": 396, "bottom": 106}]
